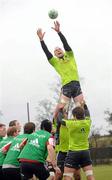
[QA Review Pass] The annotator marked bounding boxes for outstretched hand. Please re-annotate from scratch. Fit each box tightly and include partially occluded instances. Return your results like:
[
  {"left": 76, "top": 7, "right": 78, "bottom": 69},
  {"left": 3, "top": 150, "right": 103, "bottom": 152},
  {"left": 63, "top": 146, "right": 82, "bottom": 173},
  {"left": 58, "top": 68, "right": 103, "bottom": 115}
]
[
  {"left": 51, "top": 21, "right": 60, "bottom": 33},
  {"left": 37, "top": 28, "right": 45, "bottom": 41}
]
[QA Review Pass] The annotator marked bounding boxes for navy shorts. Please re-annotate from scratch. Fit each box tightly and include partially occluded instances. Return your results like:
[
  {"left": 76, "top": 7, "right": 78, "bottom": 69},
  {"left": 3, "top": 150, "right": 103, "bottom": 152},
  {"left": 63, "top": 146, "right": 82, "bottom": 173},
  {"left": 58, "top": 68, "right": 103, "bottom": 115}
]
[
  {"left": 65, "top": 150, "right": 92, "bottom": 169},
  {"left": 57, "top": 151, "right": 67, "bottom": 172},
  {"left": 62, "top": 81, "right": 82, "bottom": 98}
]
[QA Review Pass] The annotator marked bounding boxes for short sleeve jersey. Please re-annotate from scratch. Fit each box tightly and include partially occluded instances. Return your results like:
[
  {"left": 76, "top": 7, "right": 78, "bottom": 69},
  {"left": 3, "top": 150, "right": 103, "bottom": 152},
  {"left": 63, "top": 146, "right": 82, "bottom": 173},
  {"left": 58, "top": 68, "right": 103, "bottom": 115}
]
[
  {"left": 3, "top": 134, "right": 29, "bottom": 167},
  {"left": 18, "top": 130, "right": 51, "bottom": 163},
  {"left": 65, "top": 119, "right": 91, "bottom": 151},
  {"left": 0, "top": 136, "right": 14, "bottom": 165},
  {"left": 49, "top": 51, "right": 79, "bottom": 86}
]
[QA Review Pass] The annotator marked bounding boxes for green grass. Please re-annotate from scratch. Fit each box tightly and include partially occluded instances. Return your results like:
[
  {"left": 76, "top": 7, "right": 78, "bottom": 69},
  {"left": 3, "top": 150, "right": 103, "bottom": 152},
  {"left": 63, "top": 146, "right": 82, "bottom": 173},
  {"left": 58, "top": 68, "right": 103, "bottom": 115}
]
[{"left": 81, "top": 165, "right": 112, "bottom": 180}]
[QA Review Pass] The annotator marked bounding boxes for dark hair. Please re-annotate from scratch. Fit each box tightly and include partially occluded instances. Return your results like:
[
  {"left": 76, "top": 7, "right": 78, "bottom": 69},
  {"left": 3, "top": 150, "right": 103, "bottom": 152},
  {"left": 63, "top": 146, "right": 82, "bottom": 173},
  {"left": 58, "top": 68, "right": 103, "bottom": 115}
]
[
  {"left": 7, "top": 126, "right": 18, "bottom": 137},
  {"left": 72, "top": 107, "right": 85, "bottom": 120},
  {"left": 0, "top": 123, "right": 5, "bottom": 128},
  {"left": 24, "top": 122, "right": 35, "bottom": 134},
  {"left": 40, "top": 119, "right": 52, "bottom": 133},
  {"left": 9, "top": 120, "right": 17, "bottom": 127}
]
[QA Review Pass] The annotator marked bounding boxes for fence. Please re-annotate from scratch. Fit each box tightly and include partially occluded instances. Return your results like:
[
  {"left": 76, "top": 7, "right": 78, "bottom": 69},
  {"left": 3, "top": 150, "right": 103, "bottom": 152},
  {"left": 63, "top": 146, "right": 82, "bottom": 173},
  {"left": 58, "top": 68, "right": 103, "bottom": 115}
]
[{"left": 90, "top": 147, "right": 112, "bottom": 165}]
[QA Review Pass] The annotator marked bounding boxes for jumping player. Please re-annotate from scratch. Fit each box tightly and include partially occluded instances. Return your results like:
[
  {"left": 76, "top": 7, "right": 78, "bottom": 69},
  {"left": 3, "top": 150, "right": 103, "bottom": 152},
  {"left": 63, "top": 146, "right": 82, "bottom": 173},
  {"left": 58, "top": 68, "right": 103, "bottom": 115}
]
[{"left": 37, "top": 21, "right": 86, "bottom": 119}]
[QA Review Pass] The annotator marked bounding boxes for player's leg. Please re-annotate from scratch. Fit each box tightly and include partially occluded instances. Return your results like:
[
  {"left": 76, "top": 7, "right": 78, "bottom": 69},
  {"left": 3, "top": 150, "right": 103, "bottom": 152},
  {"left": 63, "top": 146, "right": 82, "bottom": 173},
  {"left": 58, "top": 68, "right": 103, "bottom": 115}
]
[
  {"left": 80, "top": 150, "right": 95, "bottom": 180},
  {"left": 63, "top": 166, "right": 81, "bottom": 180},
  {"left": 63, "top": 167, "right": 81, "bottom": 180},
  {"left": 82, "top": 165, "right": 95, "bottom": 180},
  {"left": 73, "top": 93, "right": 85, "bottom": 107},
  {"left": 71, "top": 81, "right": 85, "bottom": 107},
  {"left": 63, "top": 151, "right": 81, "bottom": 180},
  {"left": 56, "top": 151, "right": 67, "bottom": 180},
  {"left": 71, "top": 81, "right": 91, "bottom": 118},
  {"left": 53, "top": 93, "right": 70, "bottom": 120},
  {"left": 53, "top": 82, "right": 73, "bottom": 120},
  {"left": 63, "top": 166, "right": 75, "bottom": 180},
  {"left": 74, "top": 169, "right": 81, "bottom": 180}
]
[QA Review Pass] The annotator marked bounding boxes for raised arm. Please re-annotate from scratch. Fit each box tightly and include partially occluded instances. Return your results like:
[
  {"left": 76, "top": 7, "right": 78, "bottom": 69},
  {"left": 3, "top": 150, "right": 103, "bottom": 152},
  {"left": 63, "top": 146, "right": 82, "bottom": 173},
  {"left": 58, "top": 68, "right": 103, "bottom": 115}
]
[
  {"left": 37, "top": 28, "right": 53, "bottom": 60},
  {"left": 83, "top": 104, "right": 90, "bottom": 118},
  {"left": 57, "top": 109, "right": 66, "bottom": 126},
  {"left": 47, "top": 144, "right": 61, "bottom": 175},
  {"left": 52, "top": 21, "right": 72, "bottom": 51}
]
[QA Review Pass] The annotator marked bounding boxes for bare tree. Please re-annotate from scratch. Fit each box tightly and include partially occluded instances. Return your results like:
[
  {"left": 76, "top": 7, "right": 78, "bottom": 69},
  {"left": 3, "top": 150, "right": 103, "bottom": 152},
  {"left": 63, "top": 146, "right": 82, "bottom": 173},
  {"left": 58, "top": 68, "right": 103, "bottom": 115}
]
[
  {"left": 35, "top": 78, "right": 61, "bottom": 129},
  {"left": 104, "top": 109, "right": 112, "bottom": 125},
  {"left": 89, "top": 125, "right": 101, "bottom": 148},
  {"left": 104, "top": 109, "right": 112, "bottom": 135}
]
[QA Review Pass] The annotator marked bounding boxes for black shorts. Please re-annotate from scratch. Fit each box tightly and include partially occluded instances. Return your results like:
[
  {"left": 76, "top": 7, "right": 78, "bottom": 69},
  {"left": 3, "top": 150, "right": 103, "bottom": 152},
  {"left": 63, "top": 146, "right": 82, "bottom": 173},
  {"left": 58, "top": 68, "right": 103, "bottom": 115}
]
[
  {"left": 2, "top": 168, "right": 21, "bottom": 180},
  {"left": 62, "top": 81, "right": 82, "bottom": 98},
  {"left": 57, "top": 151, "right": 67, "bottom": 172},
  {"left": 0, "top": 166, "right": 4, "bottom": 180},
  {"left": 65, "top": 150, "right": 92, "bottom": 169},
  {"left": 20, "top": 162, "right": 49, "bottom": 180}
]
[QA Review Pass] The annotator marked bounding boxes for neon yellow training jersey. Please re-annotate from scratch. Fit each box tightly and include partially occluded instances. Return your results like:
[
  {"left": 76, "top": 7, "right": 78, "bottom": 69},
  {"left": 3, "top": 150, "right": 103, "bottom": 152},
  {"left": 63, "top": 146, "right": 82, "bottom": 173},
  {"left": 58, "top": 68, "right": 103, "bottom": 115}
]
[
  {"left": 65, "top": 119, "right": 91, "bottom": 151},
  {"left": 49, "top": 51, "right": 79, "bottom": 86}
]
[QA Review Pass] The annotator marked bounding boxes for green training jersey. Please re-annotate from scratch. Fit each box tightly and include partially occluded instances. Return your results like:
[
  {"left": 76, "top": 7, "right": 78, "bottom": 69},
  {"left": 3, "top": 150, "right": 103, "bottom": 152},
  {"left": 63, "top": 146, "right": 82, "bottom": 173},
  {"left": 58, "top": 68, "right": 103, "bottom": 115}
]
[
  {"left": 65, "top": 119, "right": 91, "bottom": 151},
  {"left": 58, "top": 124, "right": 69, "bottom": 152},
  {"left": 3, "top": 134, "right": 28, "bottom": 167},
  {"left": 49, "top": 51, "right": 79, "bottom": 86},
  {"left": 0, "top": 137, "right": 3, "bottom": 142},
  {"left": 18, "top": 130, "right": 51, "bottom": 163},
  {"left": 0, "top": 136, "right": 14, "bottom": 165}
]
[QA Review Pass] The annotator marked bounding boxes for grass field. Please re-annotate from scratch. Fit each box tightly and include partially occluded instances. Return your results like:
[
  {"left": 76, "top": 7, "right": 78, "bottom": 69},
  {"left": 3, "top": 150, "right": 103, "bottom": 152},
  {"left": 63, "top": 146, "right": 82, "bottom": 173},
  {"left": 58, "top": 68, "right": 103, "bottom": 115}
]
[{"left": 81, "top": 165, "right": 112, "bottom": 180}]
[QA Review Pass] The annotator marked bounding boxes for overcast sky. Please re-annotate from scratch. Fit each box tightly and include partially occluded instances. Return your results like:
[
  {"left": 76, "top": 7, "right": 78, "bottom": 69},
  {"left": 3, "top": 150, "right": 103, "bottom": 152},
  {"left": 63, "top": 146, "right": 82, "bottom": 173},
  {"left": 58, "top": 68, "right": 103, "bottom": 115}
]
[{"left": 0, "top": 0, "right": 112, "bottom": 134}]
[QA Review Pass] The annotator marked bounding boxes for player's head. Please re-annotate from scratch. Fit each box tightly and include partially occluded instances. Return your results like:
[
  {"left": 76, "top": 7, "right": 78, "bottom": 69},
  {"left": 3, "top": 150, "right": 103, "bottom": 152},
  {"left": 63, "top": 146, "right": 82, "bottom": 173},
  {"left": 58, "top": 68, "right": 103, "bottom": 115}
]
[
  {"left": 0, "top": 123, "right": 6, "bottom": 137},
  {"left": 24, "top": 122, "right": 35, "bottom": 134},
  {"left": 72, "top": 107, "right": 85, "bottom": 120},
  {"left": 40, "top": 119, "right": 52, "bottom": 133},
  {"left": 54, "top": 47, "right": 64, "bottom": 58},
  {"left": 7, "top": 126, "right": 19, "bottom": 137},
  {"left": 9, "top": 120, "right": 21, "bottom": 132}
]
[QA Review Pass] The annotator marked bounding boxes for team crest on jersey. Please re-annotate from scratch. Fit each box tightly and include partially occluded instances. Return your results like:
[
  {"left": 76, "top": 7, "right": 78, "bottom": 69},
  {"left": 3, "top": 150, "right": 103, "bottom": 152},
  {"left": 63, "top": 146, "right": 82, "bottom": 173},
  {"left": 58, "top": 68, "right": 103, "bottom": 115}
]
[
  {"left": 29, "top": 138, "right": 40, "bottom": 147},
  {"left": 81, "top": 128, "right": 86, "bottom": 133}
]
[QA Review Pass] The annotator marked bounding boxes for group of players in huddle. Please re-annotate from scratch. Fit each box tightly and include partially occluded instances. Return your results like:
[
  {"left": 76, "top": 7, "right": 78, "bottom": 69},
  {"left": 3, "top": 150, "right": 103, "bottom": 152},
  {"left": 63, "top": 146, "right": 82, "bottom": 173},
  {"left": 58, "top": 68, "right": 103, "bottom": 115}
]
[{"left": 0, "top": 21, "right": 95, "bottom": 180}]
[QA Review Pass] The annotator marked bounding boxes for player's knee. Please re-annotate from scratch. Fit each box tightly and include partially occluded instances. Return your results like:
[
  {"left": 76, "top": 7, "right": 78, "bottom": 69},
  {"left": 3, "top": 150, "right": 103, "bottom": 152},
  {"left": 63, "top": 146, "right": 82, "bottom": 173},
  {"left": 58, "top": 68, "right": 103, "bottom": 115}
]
[
  {"left": 50, "top": 172, "right": 55, "bottom": 176},
  {"left": 63, "top": 172, "right": 74, "bottom": 178},
  {"left": 75, "top": 100, "right": 85, "bottom": 108},
  {"left": 85, "top": 170, "right": 93, "bottom": 177},
  {"left": 60, "top": 98, "right": 69, "bottom": 105},
  {"left": 75, "top": 101, "right": 81, "bottom": 107}
]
